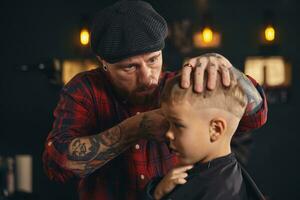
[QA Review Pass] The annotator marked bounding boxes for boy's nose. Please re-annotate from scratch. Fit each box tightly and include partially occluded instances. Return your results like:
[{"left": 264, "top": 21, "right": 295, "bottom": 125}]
[{"left": 165, "top": 129, "right": 175, "bottom": 140}]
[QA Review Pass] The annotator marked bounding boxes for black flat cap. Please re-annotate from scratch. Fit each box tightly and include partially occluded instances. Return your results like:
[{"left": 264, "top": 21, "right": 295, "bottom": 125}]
[{"left": 90, "top": 0, "right": 168, "bottom": 63}]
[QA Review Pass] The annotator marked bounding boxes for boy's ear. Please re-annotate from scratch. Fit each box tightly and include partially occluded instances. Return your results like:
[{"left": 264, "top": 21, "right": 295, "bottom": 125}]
[{"left": 209, "top": 118, "right": 226, "bottom": 142}]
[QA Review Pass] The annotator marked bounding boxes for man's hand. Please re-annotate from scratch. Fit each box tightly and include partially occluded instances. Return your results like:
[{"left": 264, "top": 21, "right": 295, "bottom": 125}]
[
  {"left": 121, "top": 109, "right": 169, "bottom": 142},
  {"left": 136, "top": 109, "right": 170, "bottom": 142},
  {"left": 181, "top": 53, "right": 232, "bottom": 92},
  {"left": 180, "top": 53, "right": 263, "bottom": 115},
  {"left": 153, "top": 165, "right": 193, "bottom": 200}
]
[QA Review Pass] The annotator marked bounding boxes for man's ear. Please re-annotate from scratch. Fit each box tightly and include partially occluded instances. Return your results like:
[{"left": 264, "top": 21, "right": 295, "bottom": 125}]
[
  {"left": 209, "top": 118, "right": 227, "bottom": 142},
  {"left": 96, "top": 55, "right": 102, "bottom": 61},
  {"left": 96, "top": 56, "right": 105, "bottom": 65}
]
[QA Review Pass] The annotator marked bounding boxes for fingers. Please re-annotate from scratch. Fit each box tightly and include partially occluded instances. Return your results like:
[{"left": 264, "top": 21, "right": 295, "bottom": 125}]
[
  {"left": 170, "top": 170, "right": 190, "bottom": 185},
  {"left": 181, "top": 57, "right": 209, "bottom": 90},
  {"left": 194, "top": 57, "right": 208, "bottom": 92},
  {"left": 170, "top": 165, "right": 193, "bottom": 175},
  {"left": 207, "top": 56, "right": 218, "bottom": 90},
  {"left": 181, "top": 63, "right": 193, "bottom": 88},
  {"left": 217, "top": 57, "right": 232, "bottom": 87},
  {"left": 181, "top": 53, "right": 234, "bottom": 91},
  {"left": 175, "top": 177, "right": 187, "bottom": 184},
  {"left": 174, "top": 172, "right": 188, "bottom": 180},
  {"left": 220, "top": 66, "right": 231, "bottom": 87},
  {"left": 156, "top": 165, "right": 193, "bottom": 198}
]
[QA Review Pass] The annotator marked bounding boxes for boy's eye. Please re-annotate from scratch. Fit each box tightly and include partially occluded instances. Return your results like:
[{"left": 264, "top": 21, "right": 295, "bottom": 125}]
[{"left": 174, "top": 122, "right": 185, "bottom": 129}]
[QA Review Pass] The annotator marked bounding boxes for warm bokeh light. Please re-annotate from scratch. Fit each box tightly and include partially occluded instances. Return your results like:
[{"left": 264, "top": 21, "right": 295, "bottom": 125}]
[
  {"left": 244, "top": 58, "right": 264, "bottom": 85},
  {"left": 264, "top": 25, "right": 275, "bottom": 42},
  {"left": 193, "top": 28, "right": 221, "bottom": 48},
  {"left": 80, "top": 29, "right": 90, "bottom": 46},
  {"left": 63, "top": 60, "right": 97, "bottom": 84},
  {"left": 244, "top": 56, "right": 291, "bottom": 87},
  {"left": 265, "top": 57, "right": 285, "bottom": 86},
  {"left": 202, "top": 27, "right": 213, "bottom": 43}
]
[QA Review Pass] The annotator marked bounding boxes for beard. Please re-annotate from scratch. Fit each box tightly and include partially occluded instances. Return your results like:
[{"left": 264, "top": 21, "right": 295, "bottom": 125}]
[
  {"left": 108, "top": 72, "right": 161, "bottom": 105},
  {"left": 126, "top": 84, "right": 158, "bottom": 105}
]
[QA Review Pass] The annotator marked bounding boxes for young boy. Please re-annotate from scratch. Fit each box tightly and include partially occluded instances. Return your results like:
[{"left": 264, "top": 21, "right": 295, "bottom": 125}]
[{"left": 143, "top": 72, "right": 265, "bottom": 200}]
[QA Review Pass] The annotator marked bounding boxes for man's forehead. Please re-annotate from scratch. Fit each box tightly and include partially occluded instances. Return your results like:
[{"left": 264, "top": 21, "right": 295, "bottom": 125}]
[{"left": 121, "top": 51, "right": 161, "bottom": 63}]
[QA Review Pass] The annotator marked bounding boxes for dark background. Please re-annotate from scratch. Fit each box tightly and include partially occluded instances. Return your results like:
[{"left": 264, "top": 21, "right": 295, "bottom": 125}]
[{"left": 1, "top": 0, "right": 299, "bottom": 199}]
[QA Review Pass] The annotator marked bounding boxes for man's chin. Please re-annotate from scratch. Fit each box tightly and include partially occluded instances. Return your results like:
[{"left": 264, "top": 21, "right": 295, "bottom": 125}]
[
  {"left": 128, "top": 91, "right": 154, "bottom": 104},
  {"left": 135, "top": 91, "right": 153, "bottom": 97}
]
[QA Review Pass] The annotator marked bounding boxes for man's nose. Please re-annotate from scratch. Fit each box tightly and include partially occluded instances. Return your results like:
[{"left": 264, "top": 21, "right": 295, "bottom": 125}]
[{"left": 138, "top": 63, "right": 151, "bottom": 85}]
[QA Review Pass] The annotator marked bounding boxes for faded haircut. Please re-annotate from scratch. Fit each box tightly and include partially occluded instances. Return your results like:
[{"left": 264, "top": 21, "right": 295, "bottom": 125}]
[{"left": 160, "top": 71, "right": 248, "bottom": 119}]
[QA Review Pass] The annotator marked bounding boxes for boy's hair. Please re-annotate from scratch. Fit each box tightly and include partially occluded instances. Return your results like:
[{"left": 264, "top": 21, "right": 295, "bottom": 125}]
[{"left": 161, "top": 72, "right": 248, "bottom": 119}]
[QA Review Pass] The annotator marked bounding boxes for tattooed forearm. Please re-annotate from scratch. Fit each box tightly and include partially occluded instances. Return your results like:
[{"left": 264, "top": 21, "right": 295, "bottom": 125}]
[
  {"left": 66, "top": 125, "right": 130, "bottom": 176},
  {"left": 63, "top": 110, "right": 164, "bottom": 177},
  {"left": 232, "top": 67, "right": 263, "bottom": 115},
  {"left": 68, "top": 126, "right": 122, "bottom": 161}
]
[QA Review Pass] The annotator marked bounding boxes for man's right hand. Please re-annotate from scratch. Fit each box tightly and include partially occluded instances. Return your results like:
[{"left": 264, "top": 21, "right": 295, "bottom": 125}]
[
  {"left": 135, "top": 109, "right": 170, "bottom": 142},
  {"left": 61, "top": 108, "right": 169, "bottom": 178}
]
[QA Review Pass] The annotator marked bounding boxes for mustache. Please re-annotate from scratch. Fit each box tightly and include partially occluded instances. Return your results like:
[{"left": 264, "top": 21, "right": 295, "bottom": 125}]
[{"left": 135, "top": 84, "right": 157, "bottom": 93}]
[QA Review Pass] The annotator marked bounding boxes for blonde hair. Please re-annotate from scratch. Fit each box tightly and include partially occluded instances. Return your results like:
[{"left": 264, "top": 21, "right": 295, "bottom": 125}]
[{"left": 161, "top": 72, "right": 248, "bottom": 119}]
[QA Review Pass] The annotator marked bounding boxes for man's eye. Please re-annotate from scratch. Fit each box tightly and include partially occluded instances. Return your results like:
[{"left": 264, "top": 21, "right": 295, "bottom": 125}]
[
  {"left": 124, "top": 65, "right": 136, "bottom": 72},
  {"left": 149, "top": 57, "right": 158, "bottom": 64}
]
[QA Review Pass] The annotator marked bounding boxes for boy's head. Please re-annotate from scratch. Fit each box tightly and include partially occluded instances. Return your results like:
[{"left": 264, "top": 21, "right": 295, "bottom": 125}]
[{"left": 160, "top": 72, "right": 248, "bottom": 165}]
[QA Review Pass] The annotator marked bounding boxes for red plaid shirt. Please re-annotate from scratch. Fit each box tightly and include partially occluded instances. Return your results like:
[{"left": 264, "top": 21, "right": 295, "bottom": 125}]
[{"left": 43, "top": 68, "right": 267, "bottom": 200}]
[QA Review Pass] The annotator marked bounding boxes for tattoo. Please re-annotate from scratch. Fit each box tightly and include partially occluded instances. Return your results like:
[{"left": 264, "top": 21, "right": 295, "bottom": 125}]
[
  {"left": 72, "top": 139, "right": 87, "bottom": 156},
  {"left": 83, "top": 145, "right": 124, "bottom": 175},
  {"left": 68, "top": 137, "right": 100, "bottom": 161},
  {"left": 138, "top": 114, "right": 154, "bottom": 139},
  {"left": 195, "top": 57, "right": 202, "bottom": 67},
  {"left": 98, "top": 128, "right": 122, "bottom": 146},
  {"left": 66, "top": 125, "right": 128, "bottom": 176},
  {"left": 232, "top": 67, "right": 263, "bottom": 115}
]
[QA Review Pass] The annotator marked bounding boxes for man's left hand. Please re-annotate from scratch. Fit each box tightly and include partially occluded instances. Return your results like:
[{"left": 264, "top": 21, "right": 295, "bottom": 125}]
[
  {"left": 180, "top": 53, "right": 263, "bottom": 116},
  {"left": 181, "top": 53, "right": 233, "bottom": 92}
]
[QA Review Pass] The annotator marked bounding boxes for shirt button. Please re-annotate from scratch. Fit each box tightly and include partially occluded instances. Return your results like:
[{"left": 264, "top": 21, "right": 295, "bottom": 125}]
[
  {"left": 48, "top": 141, "right": 52, "bottom": 146},
  {"left": 135, "top": 144, "right": 140, "bottom": 150},
  {"left": 140, "top": 174, "right": 145, "bottom": 180}
]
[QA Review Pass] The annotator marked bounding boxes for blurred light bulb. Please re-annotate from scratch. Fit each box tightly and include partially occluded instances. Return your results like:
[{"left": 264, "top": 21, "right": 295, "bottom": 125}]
[
  {"left": 264, "top": 25, "right": 275, "bottom": 42},
  {"left": 80, "top": 29, "right": 90, "bottom": 46},
  {"left": 202, "top": 27, "right": 213, "bottom": 43}
]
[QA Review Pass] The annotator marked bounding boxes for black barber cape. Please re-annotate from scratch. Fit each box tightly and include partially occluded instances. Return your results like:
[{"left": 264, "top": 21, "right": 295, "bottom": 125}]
[{"left": 143, "top": 153, "right": 265, "bottom": 200}]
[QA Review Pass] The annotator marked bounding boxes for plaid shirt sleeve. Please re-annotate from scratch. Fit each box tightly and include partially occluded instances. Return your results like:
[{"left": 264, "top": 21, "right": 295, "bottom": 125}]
[
  {"left": 236, "top": 75, "right": 268, "bottom": 133},
  {"left": 43, "top": 73, "right": 97, "bottom": 182}
]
